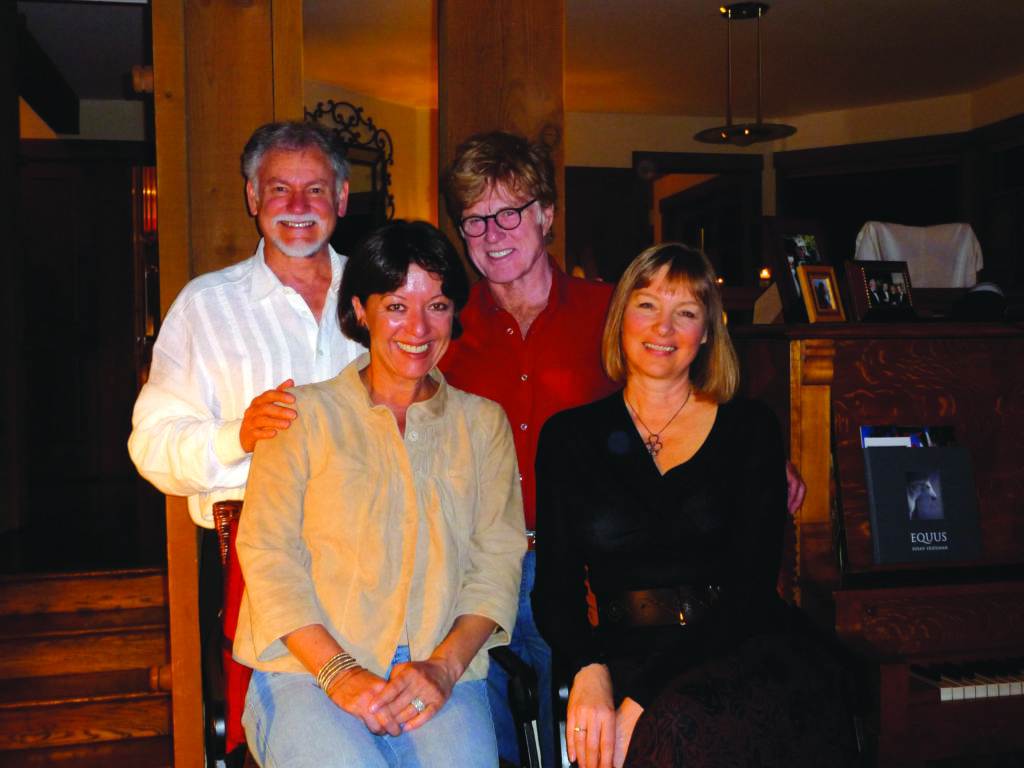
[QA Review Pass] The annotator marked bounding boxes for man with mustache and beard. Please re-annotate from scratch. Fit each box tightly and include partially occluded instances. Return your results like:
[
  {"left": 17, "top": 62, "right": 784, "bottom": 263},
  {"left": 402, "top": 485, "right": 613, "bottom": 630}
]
[
  {"left": 130, "top": 121, "right": 363, "bottom": 528},
  {"left": 128, "top": 124, "right": 364, "bottom": 739}
]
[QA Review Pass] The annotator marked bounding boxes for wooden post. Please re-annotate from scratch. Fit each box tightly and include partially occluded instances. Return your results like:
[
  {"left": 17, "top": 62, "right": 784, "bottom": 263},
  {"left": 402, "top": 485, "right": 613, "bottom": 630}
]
[
  {"left": 789, "top": 338, "right": 836, "bottom": 620},
  {"left": 150, "top": 1, "right": 302, "bottom": 764},
  {"left": 437, "top": 0, "right": 566, "bottom": 269}
]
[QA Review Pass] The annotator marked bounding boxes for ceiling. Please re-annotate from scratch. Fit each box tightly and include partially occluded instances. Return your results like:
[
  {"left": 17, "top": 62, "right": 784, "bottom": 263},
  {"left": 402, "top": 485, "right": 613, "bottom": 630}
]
[
  {"left": 18, "top": 0, "right": 1024, "bottom": 119},
  {"left": 305, "top": 0, "right": 1024, "bottom": 116},
  {"left": 18, "top": 1, "right": 146, "bottom": 101}
]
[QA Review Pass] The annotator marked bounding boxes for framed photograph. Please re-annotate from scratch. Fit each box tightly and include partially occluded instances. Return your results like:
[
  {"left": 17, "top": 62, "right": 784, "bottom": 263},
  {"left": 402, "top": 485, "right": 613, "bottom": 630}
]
[
  {"left": 844, "top": 260, "right": 915, "bottom": 321},
  {"left": 797, "top": 265, "right": 845, "bottom": 322},
  {"left": 763, "top": 218, "right": 828, "bottom": 322}
]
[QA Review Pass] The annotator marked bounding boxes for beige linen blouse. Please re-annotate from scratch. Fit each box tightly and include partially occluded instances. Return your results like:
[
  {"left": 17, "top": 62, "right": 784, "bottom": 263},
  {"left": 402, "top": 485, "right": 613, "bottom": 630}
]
[{"left": 233, "top": 354, "right": 525, "bottom": 682}]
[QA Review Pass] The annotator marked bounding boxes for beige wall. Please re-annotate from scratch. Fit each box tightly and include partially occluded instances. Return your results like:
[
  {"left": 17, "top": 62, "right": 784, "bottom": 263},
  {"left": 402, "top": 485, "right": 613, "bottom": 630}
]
[
  {"left": 972, "top": 70, "right": 1024, "bottom": 128},
  {"left": 567, "top": 67, "right": 1024, "bottom": 216},
  {"left": 568, "top": 67, "right": 1024, "bottom": 171},
  {"left": 565, "top": 112, "right": 765, "bottom": 168},
  {"left": 304, "top": 81, "right": 437, "bottom": 224},
  {"left": 775, "top": 92, "right": 974, "bottom": 151},
  {"left": 19, "top": 98, "right": 146, "bottom": 141}
]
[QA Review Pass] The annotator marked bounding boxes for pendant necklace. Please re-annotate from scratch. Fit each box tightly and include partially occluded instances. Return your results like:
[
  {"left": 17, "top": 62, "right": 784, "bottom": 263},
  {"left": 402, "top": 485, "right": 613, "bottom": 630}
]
[{"left": 626, "top": 386, "right": 692, "bottom": 457}]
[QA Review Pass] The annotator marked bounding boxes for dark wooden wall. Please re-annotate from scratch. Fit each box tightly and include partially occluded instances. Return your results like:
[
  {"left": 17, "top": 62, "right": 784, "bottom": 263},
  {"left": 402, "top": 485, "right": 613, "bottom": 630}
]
[
  {"left": 831, "top": 332, "right": 1024, "bottom": 575},
  {"left": 11, "top": 140, "right": 165, "bottom": 573},
  {"left": 775, "top": 114, "right": 1024, "bottom": 293},
  {"left": 565, "top": 166, "right": 649, "bottom": 282},
  {"left": 566, "top": 152, "right": 764, "bottom": 285}
]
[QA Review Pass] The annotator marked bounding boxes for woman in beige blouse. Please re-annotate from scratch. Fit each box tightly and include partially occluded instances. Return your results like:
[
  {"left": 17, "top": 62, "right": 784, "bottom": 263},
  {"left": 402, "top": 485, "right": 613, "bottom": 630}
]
[{"left": 233, "top": 220, "right": 525, "bottom": 767}]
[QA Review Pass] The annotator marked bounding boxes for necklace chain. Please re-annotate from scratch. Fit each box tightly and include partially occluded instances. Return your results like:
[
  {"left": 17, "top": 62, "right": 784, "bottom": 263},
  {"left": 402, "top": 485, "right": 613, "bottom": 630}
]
[{"left": 626, "top": 387, "right": 692, "bottom": 457}]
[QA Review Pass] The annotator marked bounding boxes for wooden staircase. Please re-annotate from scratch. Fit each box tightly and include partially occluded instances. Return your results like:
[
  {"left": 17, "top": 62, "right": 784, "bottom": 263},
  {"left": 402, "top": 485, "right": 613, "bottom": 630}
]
[{"left": 0, "top": 570, "right": 173, "bottom": 766}]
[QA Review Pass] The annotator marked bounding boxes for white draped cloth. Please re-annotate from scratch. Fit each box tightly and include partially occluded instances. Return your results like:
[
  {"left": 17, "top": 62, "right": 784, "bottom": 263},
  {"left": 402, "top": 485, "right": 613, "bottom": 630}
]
[{"left": 854, "top": 221, "right": 983, "bottom": 288}]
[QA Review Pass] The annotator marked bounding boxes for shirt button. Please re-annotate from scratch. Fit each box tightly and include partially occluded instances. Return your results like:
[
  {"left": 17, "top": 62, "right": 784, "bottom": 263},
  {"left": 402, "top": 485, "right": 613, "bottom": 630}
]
[
  {"left": 408, "top": 431, "right": 419, "bottom": 441},
  {"left": 520, "top": 374, "right": 528, "bottom": 382},
  {"left": 519, "top": 423, "right": 528, "bottom": 431},
  {"left": 506, "top": 327, "right": 514, "bottom": 335},
  {"left": 518, "top": 473, "right": 524, "bottom": 482}
]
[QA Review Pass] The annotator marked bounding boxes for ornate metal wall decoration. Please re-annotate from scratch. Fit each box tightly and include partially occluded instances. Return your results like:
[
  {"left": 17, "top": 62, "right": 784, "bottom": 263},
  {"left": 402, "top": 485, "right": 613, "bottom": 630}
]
[{"left": 305, "top": 100, "right": 395, "bottom": 221}]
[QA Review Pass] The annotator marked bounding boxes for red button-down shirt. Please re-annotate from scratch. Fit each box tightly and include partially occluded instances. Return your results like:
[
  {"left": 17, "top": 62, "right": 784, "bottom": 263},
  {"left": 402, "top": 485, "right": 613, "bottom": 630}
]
[{"left": 440, "top": 265, "right": 617, "bottom": 530}]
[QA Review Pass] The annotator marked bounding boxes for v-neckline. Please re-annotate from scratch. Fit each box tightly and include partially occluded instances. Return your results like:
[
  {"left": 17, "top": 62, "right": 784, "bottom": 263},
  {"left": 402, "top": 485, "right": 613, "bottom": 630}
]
[{"left": 617, "top": 393, "right": 720, "bottom": 478}]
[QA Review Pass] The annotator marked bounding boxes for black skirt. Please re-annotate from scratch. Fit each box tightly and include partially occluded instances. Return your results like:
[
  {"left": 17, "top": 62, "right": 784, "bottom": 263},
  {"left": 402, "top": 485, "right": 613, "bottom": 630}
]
[{"left": 624, "top": 608, "right": 859, "bottom": 768}]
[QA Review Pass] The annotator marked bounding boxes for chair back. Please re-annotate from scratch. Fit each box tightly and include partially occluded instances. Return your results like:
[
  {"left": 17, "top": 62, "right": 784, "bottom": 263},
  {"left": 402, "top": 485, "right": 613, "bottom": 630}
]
[{"left": 212, "top": 500, "right": 252, "bottom": 755}]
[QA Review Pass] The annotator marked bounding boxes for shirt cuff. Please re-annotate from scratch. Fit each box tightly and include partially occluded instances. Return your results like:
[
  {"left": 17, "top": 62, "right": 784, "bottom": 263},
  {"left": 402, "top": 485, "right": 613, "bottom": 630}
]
[{"left": 214, "top": 419, "right": 249, "bottom": 467}]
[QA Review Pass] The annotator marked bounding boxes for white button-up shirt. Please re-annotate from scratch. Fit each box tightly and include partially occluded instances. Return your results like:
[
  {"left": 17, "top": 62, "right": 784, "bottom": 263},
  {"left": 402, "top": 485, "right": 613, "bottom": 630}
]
[{"left": 128, "top": 240, "right": 364, "bottom": 527}]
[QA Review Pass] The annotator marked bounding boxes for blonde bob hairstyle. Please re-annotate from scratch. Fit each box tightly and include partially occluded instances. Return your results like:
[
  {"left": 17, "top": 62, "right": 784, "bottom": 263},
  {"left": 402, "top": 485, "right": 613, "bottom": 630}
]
[{"left": 602, "top": 243, "right": 739, "bottom": 403}]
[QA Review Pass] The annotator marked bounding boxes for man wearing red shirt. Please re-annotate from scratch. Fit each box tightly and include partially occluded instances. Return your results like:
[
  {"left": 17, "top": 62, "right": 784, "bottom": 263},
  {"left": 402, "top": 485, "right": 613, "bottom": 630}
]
[
  {"left": 439, "top": 132, "right": 804, "bottom": 768},
  {"left": 440, "top": 131, "right": 613, "bottom": 768}
]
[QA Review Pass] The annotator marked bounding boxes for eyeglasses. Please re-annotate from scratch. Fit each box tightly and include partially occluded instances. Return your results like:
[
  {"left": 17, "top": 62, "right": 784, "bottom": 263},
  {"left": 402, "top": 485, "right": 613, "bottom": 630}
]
[{"left": 459, "top": 199, "right": 537, "bottom": 238}]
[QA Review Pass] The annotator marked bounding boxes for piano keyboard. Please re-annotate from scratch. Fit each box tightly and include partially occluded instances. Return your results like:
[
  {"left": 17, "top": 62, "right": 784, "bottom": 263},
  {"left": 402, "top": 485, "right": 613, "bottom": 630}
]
[{"left": 910, "top": 660, "right": 1024, "bottom": 702}]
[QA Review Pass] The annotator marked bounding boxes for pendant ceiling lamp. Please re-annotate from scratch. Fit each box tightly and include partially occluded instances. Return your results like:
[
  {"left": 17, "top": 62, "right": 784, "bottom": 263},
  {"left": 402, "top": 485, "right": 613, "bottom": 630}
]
[{"left": 694, "top": 2, "right": 796, "bottom": 146}]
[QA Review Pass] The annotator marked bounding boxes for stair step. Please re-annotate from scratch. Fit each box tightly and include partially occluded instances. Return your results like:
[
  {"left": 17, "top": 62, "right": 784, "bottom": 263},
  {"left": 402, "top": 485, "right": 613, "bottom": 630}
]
[
  {"left": 0, "top": 735, "right": 171, "bottom": 767},
  {"left": 0, "top": 626, "right": 168, "bottom": 680},
  {"left": 0, "top": 570, "right": 175, "bottom": 762},
  {"left": 0, "top": 569, "right": 166, "bottom": 616},
  {"left": 0, "top": 607, "right": 168, "bottom": 641},
  {"left": 0, "top": 691, "right": 170, "bottom": 751},
  {"left": 0, "top": 669, "right": 167, "bottom": 707}
]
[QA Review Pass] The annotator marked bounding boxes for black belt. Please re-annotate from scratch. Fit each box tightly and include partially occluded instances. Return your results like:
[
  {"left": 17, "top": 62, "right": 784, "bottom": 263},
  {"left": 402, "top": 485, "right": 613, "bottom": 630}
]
[{"left": 598, "top": 585, "right": 722, "bottom": 627}]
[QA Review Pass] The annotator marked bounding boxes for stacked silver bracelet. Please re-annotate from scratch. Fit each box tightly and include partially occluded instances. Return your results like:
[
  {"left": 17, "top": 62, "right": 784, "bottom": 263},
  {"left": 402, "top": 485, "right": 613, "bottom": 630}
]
[{"left": 316, "top": 651, "right": 362, "bottom": 693}]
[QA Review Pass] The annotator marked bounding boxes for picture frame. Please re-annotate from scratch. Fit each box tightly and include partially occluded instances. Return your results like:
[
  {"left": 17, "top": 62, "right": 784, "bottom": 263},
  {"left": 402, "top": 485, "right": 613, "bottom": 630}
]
[
  {"left": 762, "top": 218, "right": 828, "bottom": 322},
  {"left": 844, "top": 260, "right": 915, "bottom": 321},
  {"left": 797, "top": 264, "right": 846, "bottom": 322}
]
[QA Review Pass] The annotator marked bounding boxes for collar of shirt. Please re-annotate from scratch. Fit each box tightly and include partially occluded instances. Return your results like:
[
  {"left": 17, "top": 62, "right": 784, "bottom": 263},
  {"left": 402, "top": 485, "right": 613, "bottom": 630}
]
[
  {"left": 344, "top": 352, "right": 449, "bottom": 425},
  {"left": 248, "top": 239, "right": 343, "bottom": 304},
  {"left": 474, "top": 255, "right": 567, "bottom": 327}
]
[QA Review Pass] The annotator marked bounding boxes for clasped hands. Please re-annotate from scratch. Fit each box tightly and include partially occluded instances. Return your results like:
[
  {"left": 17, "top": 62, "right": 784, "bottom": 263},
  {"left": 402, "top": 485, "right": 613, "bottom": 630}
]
[
  {"left": 567, "top": 664, "right": 644, "bottom": 768},
  {"left": 326, "top": 656, "right": 458, "bottom": 737}
]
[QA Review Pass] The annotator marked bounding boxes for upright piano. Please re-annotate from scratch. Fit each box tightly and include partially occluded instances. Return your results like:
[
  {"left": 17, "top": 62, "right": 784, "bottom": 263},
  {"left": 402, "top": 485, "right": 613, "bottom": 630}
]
[{"left": 733, "top": 322, "right": 1024, "bottom": 766}]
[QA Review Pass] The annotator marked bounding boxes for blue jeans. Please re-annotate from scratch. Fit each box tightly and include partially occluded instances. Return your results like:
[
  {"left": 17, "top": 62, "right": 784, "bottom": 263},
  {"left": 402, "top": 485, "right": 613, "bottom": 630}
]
[
  {"left": 488, "top": 550, "right": 556, "bottom": 768},
  {"left": 244, "top": 646, "right": 497, "bottom": 767}
]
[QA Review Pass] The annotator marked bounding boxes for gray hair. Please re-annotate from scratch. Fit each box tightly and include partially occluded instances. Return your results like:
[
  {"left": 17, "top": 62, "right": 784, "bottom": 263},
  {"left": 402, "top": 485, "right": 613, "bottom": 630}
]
[{"left": 240, "top": 121, "right": 350, "bottom": 200}]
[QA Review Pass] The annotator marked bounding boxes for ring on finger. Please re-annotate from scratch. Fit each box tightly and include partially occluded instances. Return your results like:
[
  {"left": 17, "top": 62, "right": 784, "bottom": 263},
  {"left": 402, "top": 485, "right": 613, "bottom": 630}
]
[
  {"left": 573, "top": 725, "right": 587, "bottom": 733},
  {"left": 410, "top": 696, "right": 426, "bottom": 713}
]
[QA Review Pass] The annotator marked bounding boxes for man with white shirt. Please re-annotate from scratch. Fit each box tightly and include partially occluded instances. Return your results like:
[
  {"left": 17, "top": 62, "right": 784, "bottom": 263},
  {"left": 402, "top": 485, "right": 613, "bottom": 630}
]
[
  {"left": 128, "top": 121, "right": 363, "bottom": 761},
  {"left": 129, "top": 121, "right": 363, "bottom": 527}
]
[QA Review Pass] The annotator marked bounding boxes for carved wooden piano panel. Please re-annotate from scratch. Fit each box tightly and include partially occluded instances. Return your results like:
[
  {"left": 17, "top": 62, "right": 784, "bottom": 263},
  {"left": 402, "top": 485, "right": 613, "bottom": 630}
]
[{"left": 733, "top": 323, "right": 1024, "bottom": 766}]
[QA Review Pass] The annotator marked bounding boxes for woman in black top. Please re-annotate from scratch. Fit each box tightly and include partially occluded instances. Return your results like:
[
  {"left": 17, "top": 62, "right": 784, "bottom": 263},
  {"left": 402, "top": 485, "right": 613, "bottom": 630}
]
[{"left": 534, "top": 244, "right": 854, "bottom": 768}]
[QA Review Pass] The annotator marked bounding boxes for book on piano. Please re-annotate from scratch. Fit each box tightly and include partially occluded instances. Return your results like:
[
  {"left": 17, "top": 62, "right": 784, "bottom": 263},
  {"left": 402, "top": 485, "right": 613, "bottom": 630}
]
[{"left": 861, "top": 426, "right": 980, "bottom": 565}]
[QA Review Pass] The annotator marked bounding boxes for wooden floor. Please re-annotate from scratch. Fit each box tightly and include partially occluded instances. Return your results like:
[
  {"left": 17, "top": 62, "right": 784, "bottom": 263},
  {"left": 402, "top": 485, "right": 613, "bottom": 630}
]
[{"left": 0, "top": 570, "right": 172, "bottom": 766}]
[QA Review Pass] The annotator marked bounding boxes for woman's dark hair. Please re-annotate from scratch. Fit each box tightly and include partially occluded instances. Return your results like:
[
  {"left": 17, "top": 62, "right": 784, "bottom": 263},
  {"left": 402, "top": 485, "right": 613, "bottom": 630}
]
[{"left": 339, "top": 220, "right": 470, "bottom": 346}]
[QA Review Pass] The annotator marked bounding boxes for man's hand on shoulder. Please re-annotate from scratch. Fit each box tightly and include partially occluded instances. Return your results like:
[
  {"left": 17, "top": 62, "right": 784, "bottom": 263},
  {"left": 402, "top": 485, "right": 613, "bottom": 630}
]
[{"left": 240, "top": 379, "right": 297, "bottom": 452}]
